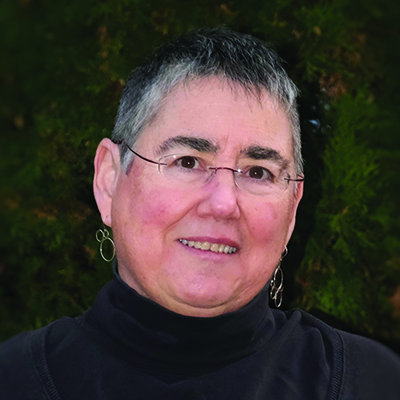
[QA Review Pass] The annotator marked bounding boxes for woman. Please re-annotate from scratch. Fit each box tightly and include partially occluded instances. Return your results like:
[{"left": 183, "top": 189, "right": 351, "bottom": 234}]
[{"left": 1, "top": 27, "right": 399, "bottom": 400}]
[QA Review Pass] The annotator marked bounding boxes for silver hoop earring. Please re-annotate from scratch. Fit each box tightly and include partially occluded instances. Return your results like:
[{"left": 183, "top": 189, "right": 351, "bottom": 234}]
[
  {"left": 270, "top": 246, "right": 288, "bottom": 308},
  {"left": 96, "top": 226, "right": 115, "bottom": 262}
]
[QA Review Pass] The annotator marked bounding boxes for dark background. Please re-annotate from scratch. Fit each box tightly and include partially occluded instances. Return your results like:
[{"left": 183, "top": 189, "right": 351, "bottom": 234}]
[{"left": 1, "top": 0, "right": 400, "bottom": 351}]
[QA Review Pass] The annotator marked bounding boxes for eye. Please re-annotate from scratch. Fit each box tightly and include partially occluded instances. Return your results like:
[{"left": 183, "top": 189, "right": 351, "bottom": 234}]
[
  {"left": 248, "top": 166, "right": 274, "bottom": 181},
  {"left": 176, "top": 156, "right": 200, "bottom": 170}
]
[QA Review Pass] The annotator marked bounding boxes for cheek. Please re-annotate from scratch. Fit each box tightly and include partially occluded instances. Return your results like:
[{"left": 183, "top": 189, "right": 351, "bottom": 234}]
[
  {"left": 247, "top": 201, "right": 291, "bottom": 244},
  {"left": 139, "top": 189, "right": 170, "bottom": 225},
  {"left": 130, "top": 186, "right": 191, "bottom": 230}
]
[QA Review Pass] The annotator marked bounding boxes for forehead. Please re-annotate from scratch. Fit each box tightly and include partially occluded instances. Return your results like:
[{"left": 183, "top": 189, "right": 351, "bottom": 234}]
[{"left": 136, "top": 77, "right": 293, "bottom": 160}]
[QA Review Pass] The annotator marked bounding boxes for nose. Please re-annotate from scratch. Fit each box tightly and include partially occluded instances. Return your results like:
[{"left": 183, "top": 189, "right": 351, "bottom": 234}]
[{"left": 196, "top": 169, "right": 241, "bottom": 220}]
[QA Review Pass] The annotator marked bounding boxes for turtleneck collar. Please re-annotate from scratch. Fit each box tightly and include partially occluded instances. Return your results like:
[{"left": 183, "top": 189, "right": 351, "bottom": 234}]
[{"left": 83, "top": 264, "right": 276, "bottom": 376}]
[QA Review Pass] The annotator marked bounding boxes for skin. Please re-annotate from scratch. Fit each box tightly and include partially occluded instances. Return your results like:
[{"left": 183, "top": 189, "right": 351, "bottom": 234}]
[{"left": 93, "top": 77, "right": 303, "bottom": 317}]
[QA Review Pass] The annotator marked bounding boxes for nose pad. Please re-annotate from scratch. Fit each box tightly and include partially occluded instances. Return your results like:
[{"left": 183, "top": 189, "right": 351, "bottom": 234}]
[{"left": 197, "top": 168, "right": 241, "bottom": 220}]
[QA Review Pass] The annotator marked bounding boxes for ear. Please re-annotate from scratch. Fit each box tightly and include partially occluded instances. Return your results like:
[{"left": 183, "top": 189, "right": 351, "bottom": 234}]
[
  {"left": 93, "top": 138, "right": 121, "bottom": 227},
  {"left": 285, "top": 179, "right": 304, "bottom": 245}
]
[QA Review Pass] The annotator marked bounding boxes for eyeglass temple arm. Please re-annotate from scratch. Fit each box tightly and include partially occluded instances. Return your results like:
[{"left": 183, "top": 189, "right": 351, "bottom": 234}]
[
  {"left": 112, "top": 139, "right": 167, "bottom": 166},
  {"left": 284, "top": 176, "right": 305, "bottom": 182},
  {"left": 112, "top": 139, "right": 305, "bottom": 180}
]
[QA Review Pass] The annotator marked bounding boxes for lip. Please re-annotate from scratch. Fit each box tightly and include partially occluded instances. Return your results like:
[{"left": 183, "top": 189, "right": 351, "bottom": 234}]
[{"left": 177, "top": 236, "right": 240, "bottom": 250}]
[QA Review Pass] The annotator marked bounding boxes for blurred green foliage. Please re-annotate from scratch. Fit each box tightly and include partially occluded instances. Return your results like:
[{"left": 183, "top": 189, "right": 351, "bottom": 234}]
[{"left": 1, "top": 0, "right": 399, "bottom": 349}]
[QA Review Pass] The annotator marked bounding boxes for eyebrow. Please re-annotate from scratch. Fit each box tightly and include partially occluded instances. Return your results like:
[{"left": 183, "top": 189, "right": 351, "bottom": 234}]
[
  {"left": 156, "top": 135, "right": 219, "bottom": 155},
  {"left": 155, "top": 137, "right": 289, "bottom": 169},
  {"left": 241, "top": 145, "right": 289, "bottom": 169}
]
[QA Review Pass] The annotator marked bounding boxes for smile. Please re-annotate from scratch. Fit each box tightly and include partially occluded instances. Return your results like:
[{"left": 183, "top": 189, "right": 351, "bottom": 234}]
[{"left": 178, "top": 239, "right": 237, "bottom": 254}]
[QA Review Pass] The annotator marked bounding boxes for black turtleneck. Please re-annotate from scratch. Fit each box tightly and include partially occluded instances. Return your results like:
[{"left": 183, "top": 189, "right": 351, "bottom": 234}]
[
  {"left": 45, "top": 271, "right": 338, "bottom": 398},
  {"left": 81, "top": 271, "right": 276, "bottom": 378},
  {"left": 46, "top": 274, "right": 335, "bottom": 400},
  {"left": 2, "top": 268, "right": 400, "bottom": 400}
]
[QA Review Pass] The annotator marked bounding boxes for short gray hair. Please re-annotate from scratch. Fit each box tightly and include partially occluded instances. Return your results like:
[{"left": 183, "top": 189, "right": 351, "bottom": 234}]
[{"left": 112, "top": 27, "right": 303, "bottom": 175}]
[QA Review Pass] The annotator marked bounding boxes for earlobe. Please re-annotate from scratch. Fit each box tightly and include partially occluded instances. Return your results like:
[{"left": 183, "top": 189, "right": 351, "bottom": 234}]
[{"left": 93, "top": 138, "right": 121, "bottom": 227}]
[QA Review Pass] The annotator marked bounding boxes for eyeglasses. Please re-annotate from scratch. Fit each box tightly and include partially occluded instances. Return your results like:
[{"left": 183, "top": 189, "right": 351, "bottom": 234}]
[{"left": 113, "top": 139, "right": 304, "bottom": 196}]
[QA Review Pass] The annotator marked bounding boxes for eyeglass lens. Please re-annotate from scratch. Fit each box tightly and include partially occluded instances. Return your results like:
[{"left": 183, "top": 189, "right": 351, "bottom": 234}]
[{"left": 158, "top": 154, "right": 290, "bottom": 195}]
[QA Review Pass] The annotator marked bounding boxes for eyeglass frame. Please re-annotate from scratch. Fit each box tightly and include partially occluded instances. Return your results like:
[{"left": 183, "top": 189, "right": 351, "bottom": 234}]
[{"left": 112, "top": 139, "right": 305, "bottom": 191}]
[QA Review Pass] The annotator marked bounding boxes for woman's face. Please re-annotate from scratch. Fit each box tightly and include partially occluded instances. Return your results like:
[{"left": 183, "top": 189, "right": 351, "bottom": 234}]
[{"left": 95, "top": 77, "right": 303, "bottom": 317}]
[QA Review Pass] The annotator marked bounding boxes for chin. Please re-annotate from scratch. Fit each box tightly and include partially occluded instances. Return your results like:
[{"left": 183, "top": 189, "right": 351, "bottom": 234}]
[{"left": 169, "top": 279, "right": 245, "bottom": 317}]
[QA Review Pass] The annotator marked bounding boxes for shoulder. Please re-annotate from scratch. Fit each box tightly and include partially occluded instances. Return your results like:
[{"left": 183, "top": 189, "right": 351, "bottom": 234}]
[
  {"left": 283, "top": 309, "right": 400, "bottom": 400},
  {"left": 0, "top": 327, "right": 47, "bottom": 399},
  {"left": 0, "top": 319, "right": 74, "bottom": 400},
  {"left": 0, "top": 328, "right": 45, "bottom": 374},
  {"left": 337, "top": 329, "right": 400, "bottom": 399}
]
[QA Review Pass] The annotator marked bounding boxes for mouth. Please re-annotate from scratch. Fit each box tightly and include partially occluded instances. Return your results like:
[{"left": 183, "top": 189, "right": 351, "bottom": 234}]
[{"left": 178, "top": 239, "right": 237, "bottom": 254}]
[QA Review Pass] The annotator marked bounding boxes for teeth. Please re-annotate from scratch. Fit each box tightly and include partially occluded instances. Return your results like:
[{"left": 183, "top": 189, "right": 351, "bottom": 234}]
[
  {"left": 201, "top": 242, "right": 211, "bottom": 250},
  {"left": 179, "top": 239, "right": 237, "bottom": 254},
  {"left": 210, "top": 243, "right": 219, "bottom": 252}
]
